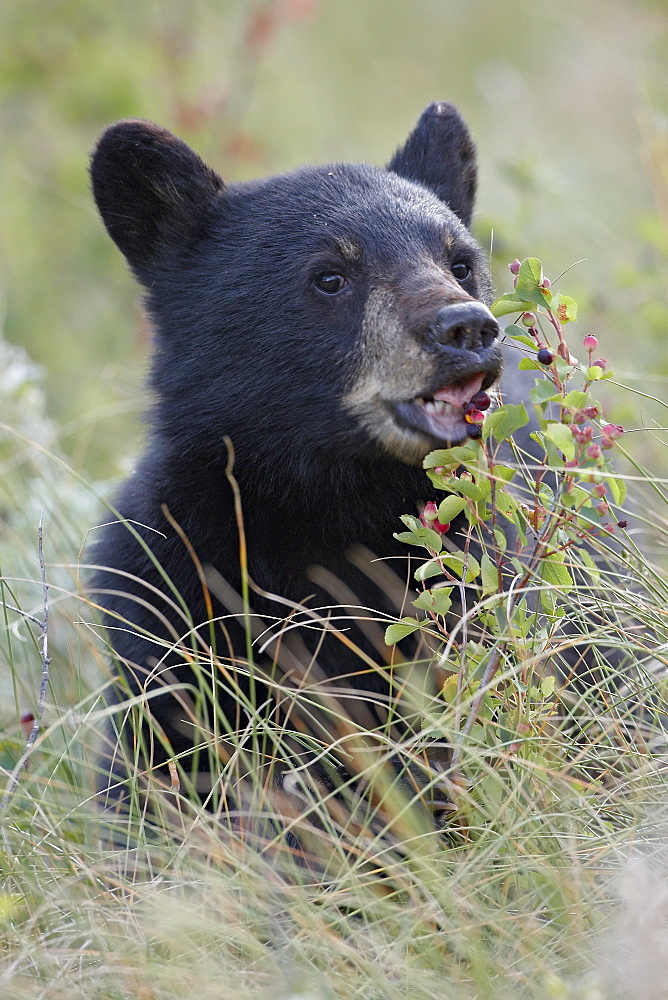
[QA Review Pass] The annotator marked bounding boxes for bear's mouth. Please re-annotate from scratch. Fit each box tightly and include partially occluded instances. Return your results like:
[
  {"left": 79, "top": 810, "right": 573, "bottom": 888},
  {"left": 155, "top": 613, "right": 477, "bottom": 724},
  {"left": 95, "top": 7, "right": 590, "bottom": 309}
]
[{"left": 394, "top": 371, "right": 488, "bottom": 444}]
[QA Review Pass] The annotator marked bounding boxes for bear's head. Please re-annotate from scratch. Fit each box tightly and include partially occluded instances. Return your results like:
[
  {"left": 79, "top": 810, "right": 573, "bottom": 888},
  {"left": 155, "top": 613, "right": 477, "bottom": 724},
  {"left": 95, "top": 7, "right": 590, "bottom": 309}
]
[{"left": 91, "top": 103, "right": 502, "bottom": 469}]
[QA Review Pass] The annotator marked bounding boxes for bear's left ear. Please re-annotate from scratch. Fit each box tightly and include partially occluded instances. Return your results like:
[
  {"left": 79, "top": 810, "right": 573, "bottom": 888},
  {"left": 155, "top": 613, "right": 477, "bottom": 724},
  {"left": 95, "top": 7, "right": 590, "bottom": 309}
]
[
  {"left": 90, "top": 120, "right": 225, "bottom": 281},
  {"left": 387, "top": 102, "right": 477, "bottom": 228}
]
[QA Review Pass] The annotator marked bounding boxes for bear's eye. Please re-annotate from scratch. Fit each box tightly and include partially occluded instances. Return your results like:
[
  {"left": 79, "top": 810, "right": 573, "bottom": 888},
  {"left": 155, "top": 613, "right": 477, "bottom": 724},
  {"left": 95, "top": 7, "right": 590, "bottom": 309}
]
[
  {"left": 314, "top": 272, "right": 346, "bottom": 295},
  {"left": 451, "top": 262, "right": 471, "bottom": 282}
]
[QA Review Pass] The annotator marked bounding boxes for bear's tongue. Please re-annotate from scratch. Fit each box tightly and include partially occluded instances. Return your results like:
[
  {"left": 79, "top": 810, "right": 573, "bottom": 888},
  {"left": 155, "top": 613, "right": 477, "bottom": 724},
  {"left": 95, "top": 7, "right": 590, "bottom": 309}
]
[
  {"left": 432, "top": 372, "right": 485, "bottom": 407},
  {"left": 412, "top": 371, "right": 486, "bottom": 443}
]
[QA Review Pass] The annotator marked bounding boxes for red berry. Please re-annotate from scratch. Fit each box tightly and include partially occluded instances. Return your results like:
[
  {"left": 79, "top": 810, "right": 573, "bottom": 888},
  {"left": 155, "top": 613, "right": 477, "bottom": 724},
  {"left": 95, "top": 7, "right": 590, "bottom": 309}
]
[
  {"left": 592, "top": 358, "right": 607, "bottom": 371},
  {"left": 422, "top": 501, "right": 438, "bottom": 522},
  {"left": 583, "top": 405, "right": 599, "bottom": 418},
  {"left": 509, "top": 259, "right": 521, "bottom": 275},
  {"left": 434, "top": 520, "right": 450, "bottom": 533},
  {"left": 586, "top": 444, "right": 602, "bottom": 460},
  {"left": 602, "top": 423, "right": 624, "bottom": 439},
  {"left": 464, "top": 409, "right": 485, "bottom": 425},
  {"left": 522, "top": 312, "right": 537, "bottom": 327},
  {"left": 540, "top": 277, "right": 551, "bottom": 289},
  {"left": 469, "top": 390, "right": 491, "bottom": 411},
  {"left": 537, "top": 348, "right": 553, "bottom": 365},
  {"left": 466, "top": 423, "right": 483, "bottom": 440},
  {"left": 583, "top": 335, "right": 598, "bottom": 350}
]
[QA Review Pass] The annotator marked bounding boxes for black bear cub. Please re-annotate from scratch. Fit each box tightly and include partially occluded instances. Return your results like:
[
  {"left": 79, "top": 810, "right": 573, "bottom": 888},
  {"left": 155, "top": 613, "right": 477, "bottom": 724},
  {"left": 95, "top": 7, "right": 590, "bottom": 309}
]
[{"left": 90, "top": 102, "right": 502, "bottom": 824}]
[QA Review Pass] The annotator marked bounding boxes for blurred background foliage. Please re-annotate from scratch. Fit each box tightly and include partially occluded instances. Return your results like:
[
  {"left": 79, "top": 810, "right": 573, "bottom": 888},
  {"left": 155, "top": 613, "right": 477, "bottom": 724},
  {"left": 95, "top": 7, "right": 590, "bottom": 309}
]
[{"left": 0, "top": 0, "right": 666, "bottom": 481}]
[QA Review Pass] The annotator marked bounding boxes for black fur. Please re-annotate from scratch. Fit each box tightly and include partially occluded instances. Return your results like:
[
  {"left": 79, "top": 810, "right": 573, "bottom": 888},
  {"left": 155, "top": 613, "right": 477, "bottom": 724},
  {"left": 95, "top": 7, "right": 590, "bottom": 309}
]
[{"left": 90, "top": 103, "right": 503, "bottom": 805}]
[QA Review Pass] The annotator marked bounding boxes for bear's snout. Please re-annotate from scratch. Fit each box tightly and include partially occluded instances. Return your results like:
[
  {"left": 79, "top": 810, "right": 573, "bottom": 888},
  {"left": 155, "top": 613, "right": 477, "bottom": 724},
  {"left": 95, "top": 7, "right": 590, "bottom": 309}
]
[{"left": 428, "top": 301, "right": 499, "bottom": 354}]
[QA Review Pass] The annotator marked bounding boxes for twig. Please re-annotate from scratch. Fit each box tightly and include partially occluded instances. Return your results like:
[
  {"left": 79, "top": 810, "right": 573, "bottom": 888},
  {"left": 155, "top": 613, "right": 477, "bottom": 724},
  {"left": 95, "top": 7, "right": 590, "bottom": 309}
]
[{"left": 1, "top": 512, "right": 51, "bottom": 811}]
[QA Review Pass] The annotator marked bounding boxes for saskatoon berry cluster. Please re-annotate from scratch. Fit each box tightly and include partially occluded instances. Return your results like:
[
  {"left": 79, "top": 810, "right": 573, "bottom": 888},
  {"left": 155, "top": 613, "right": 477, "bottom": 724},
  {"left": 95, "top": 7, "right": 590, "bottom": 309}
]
[{"left": 463, "top": 389, "right": 491, "bottom": 440}]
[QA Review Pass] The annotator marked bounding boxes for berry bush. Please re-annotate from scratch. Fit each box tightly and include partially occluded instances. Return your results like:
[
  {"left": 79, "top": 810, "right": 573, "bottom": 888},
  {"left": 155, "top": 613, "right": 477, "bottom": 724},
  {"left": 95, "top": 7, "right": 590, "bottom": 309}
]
[{"left": 388, "top": 257, "right": 648, "bottom": 801}]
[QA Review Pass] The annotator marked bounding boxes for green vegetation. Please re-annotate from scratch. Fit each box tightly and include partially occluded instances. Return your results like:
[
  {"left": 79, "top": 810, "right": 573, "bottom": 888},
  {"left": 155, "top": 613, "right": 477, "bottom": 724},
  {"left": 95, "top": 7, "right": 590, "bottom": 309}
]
[{"left": 2, "top": 2, "right": 668, "bottom": 997}]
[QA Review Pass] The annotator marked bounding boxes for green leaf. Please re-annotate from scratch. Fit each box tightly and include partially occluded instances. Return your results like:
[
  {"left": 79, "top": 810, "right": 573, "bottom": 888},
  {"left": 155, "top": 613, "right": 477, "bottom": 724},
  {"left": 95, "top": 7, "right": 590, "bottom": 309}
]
[
  {"left": 484, "top": 403, "right": 529, "bottom": 444},
  {"left": 480, "top": 553, "right": 499, "bottom": 596},
  {"left": 510, "top": 556, "right": 525, "bottom": 575},
  {"left": 437, "top": 495, "right": 468, "bottom": 523},
  {"left": 554, "top": 355, "right": 573, "bottom": 380},
  {"left": 519, "top": 357, "right": 544, "bottom": 372},
  {"left": 543, "top": 422, "right": 576, "bottom": 461},
  {"left": 452, "top": 478, "right": 488, "bottom": 501},
  {"left": 551, "top": 293, "right": 578, "bottom": 324},
  {"left": 562, "top": 485, "right": 590, "bottom": 509},
  {"left": 541, "top": 551, "right": 573, "bottom": 592},
  {"left": 561, "top": 390, "right": 588, "bottom": 409},
  {"left": 579, "top": 548, "right": 601, "bottom": 587},
  {"left": 505, "top": 324, "right": 538, "bottom": 349},
  {"left": 490, "top": 293, "right": 533, "bottom": 318},
  {"left": 538, "top": 482, "right": 555, "bottom": 504},
  {"left": 587, "top": 365, "right": 604, "bottom": 381},
  {"left": 516, "top": 257, "right": 552, "bottom": 307},
  {"left": 606, "top": 476, "right": 627, "bottom": 506},
  {"left": 414, "top": 560, "right": 443, "bottom": 582},
  {"left": 512, "top": 507, "right": 527, "bottom": 546},
  {"left": 530, "top": 379, "right": 560, "bottom": 405},
  {"left": 491, "top": 465, "right": 517, "bottom": 483},
  {"left": 495, "top": 490, "right": 519, "bottom": 522},
  {"left": 413, "top": 586, "right": 453, "bottom": 615},
  {"left": 385, "top": 618, "right": 423, "bottom": 646},
  {"left": 394, "top": 527, "right": 442, "bottom": 552},
  {"left": 441, "top": 553, "right": 481, "bottom": 583},
  {"left": 493, "top": 526, "right": 507, "bottom": 553},
  {"left": 543, "top": 437, "right": 565, "bottom": 469},
  {"left": 540, "top": 674, "right": 557, "bottom": 698},
  {"left": 423, "top": 446, "right": 477, "bottom": 470}
]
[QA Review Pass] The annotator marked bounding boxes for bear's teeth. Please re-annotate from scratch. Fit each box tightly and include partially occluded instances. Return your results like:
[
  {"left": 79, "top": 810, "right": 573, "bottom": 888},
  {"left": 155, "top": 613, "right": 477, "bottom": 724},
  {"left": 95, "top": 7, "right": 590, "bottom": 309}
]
[{"left": 420, "top": 399, "right": 457, "bottom": 415}]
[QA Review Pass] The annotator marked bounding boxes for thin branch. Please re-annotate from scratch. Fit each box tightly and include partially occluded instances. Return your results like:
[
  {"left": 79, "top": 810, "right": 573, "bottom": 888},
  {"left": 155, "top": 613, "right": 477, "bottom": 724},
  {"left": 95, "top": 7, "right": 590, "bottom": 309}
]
[
  {"left": 0, "top": 602, "right": 42, "bottom": 628},
  {"left": 1, "top": 512, "right": 51, "bottom": 811}
]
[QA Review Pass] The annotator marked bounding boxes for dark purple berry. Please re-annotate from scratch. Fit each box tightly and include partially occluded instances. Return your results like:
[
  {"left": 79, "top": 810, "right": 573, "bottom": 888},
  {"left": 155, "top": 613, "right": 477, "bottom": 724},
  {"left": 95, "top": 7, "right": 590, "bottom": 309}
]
[
  {"left": 617, "top": 520, "right": 628, "bottom": 529},
  {"left": 466, "top": 423, "right": 483, "bottom": 440},
  {"left": 537, "top": 348, "right": 553, "bottom": 365},
  {"left": 470, "top": 390, "right": 491, "bottom": 411}
]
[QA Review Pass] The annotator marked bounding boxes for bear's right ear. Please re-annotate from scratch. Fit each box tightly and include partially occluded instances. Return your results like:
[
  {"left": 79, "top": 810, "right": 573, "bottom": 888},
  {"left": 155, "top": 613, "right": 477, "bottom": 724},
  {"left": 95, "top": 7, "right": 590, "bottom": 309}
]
[
  {"left": 387, "top": 102, "right": 477, "bottom": 229},
  {"left": 90, "top": 120, "right": 225, "bottom": 278}
]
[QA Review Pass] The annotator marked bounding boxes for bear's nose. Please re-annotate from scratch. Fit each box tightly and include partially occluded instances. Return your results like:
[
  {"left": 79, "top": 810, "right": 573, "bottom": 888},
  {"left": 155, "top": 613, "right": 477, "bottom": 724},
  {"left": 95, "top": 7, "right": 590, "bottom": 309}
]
[{"left": 429, "top": 302, "right": 499, "bottom": 353}]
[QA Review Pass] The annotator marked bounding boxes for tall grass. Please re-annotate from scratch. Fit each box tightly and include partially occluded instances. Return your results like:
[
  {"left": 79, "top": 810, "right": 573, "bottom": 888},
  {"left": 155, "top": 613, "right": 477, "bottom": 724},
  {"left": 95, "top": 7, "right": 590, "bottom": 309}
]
[{"left": 2, "top": 314, "right": 668, "bottom": 999}]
